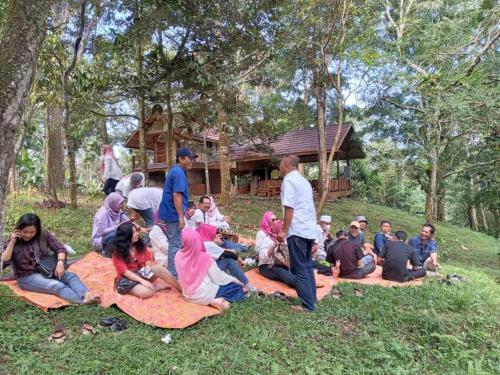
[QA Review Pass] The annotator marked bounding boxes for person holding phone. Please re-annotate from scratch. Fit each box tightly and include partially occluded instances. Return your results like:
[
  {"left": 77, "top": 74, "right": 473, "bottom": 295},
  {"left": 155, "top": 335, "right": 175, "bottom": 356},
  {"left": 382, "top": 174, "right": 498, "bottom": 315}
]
[{"left": 1, "top": 213, "right": 100, "bottom": 304}]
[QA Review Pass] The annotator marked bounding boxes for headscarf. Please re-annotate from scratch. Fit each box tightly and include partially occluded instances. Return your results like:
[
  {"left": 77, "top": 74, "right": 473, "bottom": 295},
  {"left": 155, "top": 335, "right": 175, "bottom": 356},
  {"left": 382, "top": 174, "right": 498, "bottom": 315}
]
[
  {"left": 99, "top": 144, "right": 120, "bottom": 174},
  {"left": 206, "top": 196, "right": 221, "bottom": 220},
  {"left": 104, "top": 192, "right": 124, "bottom": 222},
  {"left": 196, "top": 224, "right": 218, "bottom": 242},
  {"left": 259, "top": 211, "right": 275, "bottom": 238},
  {"left": 175, "top": 228, "right": 214, "bottom": 296},
  {"left": 270, "top": 220, "right": 284, "bottom": 243}
]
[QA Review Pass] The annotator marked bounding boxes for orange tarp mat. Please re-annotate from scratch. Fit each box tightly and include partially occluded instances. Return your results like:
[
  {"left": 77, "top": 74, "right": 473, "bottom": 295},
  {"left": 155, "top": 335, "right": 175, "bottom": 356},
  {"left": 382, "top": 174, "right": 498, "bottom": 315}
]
[
  {"left": 337, "top": 265, "right": 423, "bottom": 287},
  {"left": 0, "top": 252, "right": 222, "bottom": 329},
  {"left": 244, "top": 268, "right": 333, "bottom": 300}
]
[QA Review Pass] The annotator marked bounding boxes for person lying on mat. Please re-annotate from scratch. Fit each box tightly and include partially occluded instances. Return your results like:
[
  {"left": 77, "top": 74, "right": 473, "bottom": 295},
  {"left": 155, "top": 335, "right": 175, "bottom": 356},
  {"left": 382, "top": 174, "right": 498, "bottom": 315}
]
[
  {"left": 255, "top": 211, "right": 297, "bottom": 288},
  {"left": 1, "top": 213, "right": 100, "bottom": 304},
  {"left": 112, "top": 222, "right": 181, "bottom": 298},
  {"left": 91, "top": 192, "right": 129, "bottom": 257},
  {"left": 408, "top": 223, "right": 440, "bottom": 272},
  {"left": 373, "top": 220, "right": 394, "bottom": 255},
  {"left": 196, "top": 224, "right": 257, "bottom": 292},
  {"left": 175, "top": 228, "right": 245, "bottom": 311},
  {"left": 193, "top": 196, "right": 248, "bottom": 252},
  {"left": 378, "top": 230, "right": 426, "bottom": 282},
  {"left": 326, "top": 230, "right": 375, "bottom": 279}
]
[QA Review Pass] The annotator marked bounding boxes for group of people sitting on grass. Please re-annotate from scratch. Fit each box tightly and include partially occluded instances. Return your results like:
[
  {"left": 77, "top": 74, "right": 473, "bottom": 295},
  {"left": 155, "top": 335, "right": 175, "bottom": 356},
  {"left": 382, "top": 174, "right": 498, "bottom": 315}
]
[{"left": 1, "top": 146, "right": 439, "bottom": 312}]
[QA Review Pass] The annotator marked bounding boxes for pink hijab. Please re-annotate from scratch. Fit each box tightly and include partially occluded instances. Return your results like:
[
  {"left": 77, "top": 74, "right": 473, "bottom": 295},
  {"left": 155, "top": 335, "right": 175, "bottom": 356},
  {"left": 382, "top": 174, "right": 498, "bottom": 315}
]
[
  {"left": 260, "top": 211, "right": 275, "bottom": 238},
  {"left": 269, "top": 220, "right": 283, "bottom": 243},
  {"left": 196, "top": 224, "right": 218, "bottom": 242},
  {"left": 99, "top": 144, "right": 120, "bottom": 174},
  {"left": 175, "top": 228, "right": 214, "bottom": 296}
]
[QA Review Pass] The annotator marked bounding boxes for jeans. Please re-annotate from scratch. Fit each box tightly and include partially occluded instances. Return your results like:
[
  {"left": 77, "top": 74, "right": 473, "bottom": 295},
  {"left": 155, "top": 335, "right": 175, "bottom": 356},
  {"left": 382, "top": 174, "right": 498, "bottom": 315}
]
[
  {"left": 103, "top": 178, "right": 119, "bottom": 195},
  {"left": 101, "top": 229, "right": 117, "bottom": 257},
  {"left": 259, "top": 265, "right": 296, "bottom": 288},
  {"left": 17, "top": 271, "right": 89, "bottom": 304},
  {"left": 221, "top": 238, "right": 248, "bottom": 252},
  {"left": 215, "top": 282, "right": 245, "bottom": 302},
  {"left": 217, "top": 257, "right": 249, "bottom": 285},
  {"left": 134, "top": 208, "right": 155, "bottom": 228},
  {"left": 287, "top": 235, "right": 316, "bottom": 311},
  {"left": 361, "top": 254, "right": 375, "bottom": 266},
  {"left": 343, "top": 262, "right": 376, "bottom": 279},
  {"left": 162, "top": 220, "right": 182, "bottom": 278}
]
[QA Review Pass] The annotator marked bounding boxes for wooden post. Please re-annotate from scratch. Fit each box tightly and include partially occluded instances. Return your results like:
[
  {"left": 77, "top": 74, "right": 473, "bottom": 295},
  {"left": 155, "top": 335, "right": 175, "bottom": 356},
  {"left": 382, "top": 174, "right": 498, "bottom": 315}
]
[
  {"left": 336, "top": 154, "right": 340, "bottom": 191},
  {"left": 203, "top": 132, "right": 211, "bottom": 195}
]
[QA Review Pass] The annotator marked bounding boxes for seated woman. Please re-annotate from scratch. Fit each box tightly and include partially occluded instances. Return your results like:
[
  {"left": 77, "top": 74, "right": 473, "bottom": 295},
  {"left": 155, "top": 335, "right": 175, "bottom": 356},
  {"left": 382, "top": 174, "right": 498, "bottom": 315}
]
[
  {"left": 111, "top": 222, "right": 181, "bottom": 298},
  {"left": 148, "top": 212, "right": 169, "bottom": 268},
  {"left": 255, "top": 211, "right": 296, "bottom": 288},
  {"left": 91, "top": 192, "right": 129, "bottom": 257},
  {"left": 175, "top": 228, "right": 245, "bottom": 311},
  {"left": 1, "top": 213, "right": 100, "bottom": 304},
  {"left": 196, "top": 224, "right": 257, "bottom": 292}
]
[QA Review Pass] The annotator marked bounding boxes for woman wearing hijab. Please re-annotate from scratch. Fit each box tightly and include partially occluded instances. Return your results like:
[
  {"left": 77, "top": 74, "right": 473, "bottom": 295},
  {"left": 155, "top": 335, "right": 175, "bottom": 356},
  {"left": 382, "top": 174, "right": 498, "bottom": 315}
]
[
  {"left": 148, "top": 210, "right": 169, "bottom": 268},
  {"left": 2, "top": 213, "right": 100, "bottom": 304},
  {"left": 175, "top": 229, "right": 245, "bottom": 311},
  {"left": 255, "top": 211, "right": 296, "bottom": 287},
  {"left": 196, "top": 224, "right": 257, "bottom": 292},
  {"left": 91, "top": 192, "right": 129, "bottom": 257},
  {"left": 100, "top": 144, "right": 123, "bottom": 195}
]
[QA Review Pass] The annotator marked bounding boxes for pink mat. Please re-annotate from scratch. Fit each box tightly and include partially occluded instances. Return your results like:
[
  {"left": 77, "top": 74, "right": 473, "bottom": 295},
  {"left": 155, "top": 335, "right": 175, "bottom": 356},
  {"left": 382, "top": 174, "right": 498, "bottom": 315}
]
[
  {"left": 244, "top": 268, "right": 333, "bottom": 300},
  {"left": 337, "top": 265, "right": 423, "bottom": 287}
]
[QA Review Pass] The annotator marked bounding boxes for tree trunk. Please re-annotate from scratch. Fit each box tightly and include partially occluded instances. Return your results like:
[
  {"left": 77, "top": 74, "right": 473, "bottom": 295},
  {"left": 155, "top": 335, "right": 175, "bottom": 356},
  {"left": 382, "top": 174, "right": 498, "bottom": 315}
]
[
  {"left": 99, "top": 121, "right": 109, "bottom": 144},
  {"left": 44, "top": 106, "right": 65, "bottom": 201},
  {"left": 314, "top": 69, "right": 328, "bottom": 200},
  {"left": 467, "top": 175, "right": 479, "bottom": 231},
  {"left": 203, "top": 132, "right": 211, "bottom": 195},
  {"left": 0, "top": 0, "right": 54, "bottom": 249},
  {"left": 480, "top": 203, "right": 489, "bottom": 231},
  {"left": 436, "top": 181, "right": 445, "bottom": 222},
  {"left": 424, "top": 148, "right": 438, "bottom": 223},
  {"left": 65, "top": 138, "right": 78, "bottom": 208},
  {"left": 164, "top": 78, "right": 175, "bottom": 168},
  {"left": 216, "top": 98, "right": 231, "bottom": 205}
]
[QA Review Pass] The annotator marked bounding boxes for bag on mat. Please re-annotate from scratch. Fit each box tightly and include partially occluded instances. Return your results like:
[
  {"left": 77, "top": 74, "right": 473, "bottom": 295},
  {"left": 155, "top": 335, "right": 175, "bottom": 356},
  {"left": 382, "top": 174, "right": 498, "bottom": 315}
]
[
  {"left": 269, "top": 243, "right": 290, "bottom": 270},
  {"left": 34, "top": 253, "right": 68, "bottom": 279}
]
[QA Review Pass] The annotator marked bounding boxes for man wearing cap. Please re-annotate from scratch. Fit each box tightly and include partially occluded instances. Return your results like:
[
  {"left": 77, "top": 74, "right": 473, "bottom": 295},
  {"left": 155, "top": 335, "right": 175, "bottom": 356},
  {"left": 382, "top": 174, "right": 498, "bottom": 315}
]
[
  {"left": 277, "top": 154, "right": 318, "bottom": 312},
  {"left": 157, "top": 147, "right": 197, "bottom": 277},
  {"left": 313, "top": 215, "right": 333, "bottom": 261},
  {"left": 349, "top": 220, "right": 377, "bottom": 266},
  {"left": 326, "top": 230, "right": 375, "bottom": 279},
  {"left": 355, "top": 215, "right": 368, "bottom": 232}
]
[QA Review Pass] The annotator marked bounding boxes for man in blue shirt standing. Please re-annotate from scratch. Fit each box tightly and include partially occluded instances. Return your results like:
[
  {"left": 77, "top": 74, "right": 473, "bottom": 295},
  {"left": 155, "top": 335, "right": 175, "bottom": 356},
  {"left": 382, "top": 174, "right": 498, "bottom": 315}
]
[
  {"left": 158, "top": 147, "right": 197, "bottom": 277},
  {"left": 408, "top": 223, "right": 439, "bottom": 272}
]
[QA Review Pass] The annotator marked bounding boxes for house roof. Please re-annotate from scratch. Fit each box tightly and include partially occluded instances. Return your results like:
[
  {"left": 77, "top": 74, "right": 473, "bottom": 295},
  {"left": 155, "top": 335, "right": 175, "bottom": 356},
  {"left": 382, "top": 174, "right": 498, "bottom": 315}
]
[{"left": 229, "top": 123, "right": 364, "bottom": 161}]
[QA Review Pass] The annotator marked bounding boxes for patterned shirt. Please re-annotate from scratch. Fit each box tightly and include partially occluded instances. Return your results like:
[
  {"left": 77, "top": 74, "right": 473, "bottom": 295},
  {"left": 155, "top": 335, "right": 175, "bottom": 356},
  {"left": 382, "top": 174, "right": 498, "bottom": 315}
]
[
  {"left": 3, "top": 230, "right": 67, "bottom": 278},
  {"left": 408, "top": 236, "right": 438, "bottom": 266}
]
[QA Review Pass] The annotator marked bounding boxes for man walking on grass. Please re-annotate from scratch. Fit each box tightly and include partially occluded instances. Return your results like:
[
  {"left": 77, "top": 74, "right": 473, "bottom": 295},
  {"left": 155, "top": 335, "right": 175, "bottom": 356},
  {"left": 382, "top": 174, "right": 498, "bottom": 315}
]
[
  {"left": 158, "top": 147, "right": 197, "bottom": 277},
  {"left": 277, "top": 155, "right": 317, "bottom": 312}
]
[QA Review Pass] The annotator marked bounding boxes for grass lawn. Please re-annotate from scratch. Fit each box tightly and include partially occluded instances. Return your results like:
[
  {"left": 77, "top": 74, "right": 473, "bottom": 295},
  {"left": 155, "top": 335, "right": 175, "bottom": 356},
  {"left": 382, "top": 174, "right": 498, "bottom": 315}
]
[{"left": 1, "top": 192, "right": 499, "bottom": 375}]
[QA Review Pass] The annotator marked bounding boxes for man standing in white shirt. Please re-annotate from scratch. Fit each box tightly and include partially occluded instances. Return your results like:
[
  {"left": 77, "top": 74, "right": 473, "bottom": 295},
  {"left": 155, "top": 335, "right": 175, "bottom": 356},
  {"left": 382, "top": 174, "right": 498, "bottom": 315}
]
[
  {"left": 127, "top": 177, "right": 163, "bottom": 227},
  {"left": 277, "top": 155, "right": 318, "bottom": 312}
]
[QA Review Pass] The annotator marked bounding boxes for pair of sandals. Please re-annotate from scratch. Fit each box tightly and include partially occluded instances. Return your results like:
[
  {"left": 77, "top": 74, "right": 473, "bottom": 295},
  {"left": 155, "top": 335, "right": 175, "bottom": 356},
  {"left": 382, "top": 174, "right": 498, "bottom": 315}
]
[
  {"left": 99, "top": 316, "right": 128, "bottom": 331},
  {"left": 330, "top": 287, "right": 364, "bottom": 299},
  {"left": 438, "top": 274, "right": 465, "bottom": 285},
  {"left": 48, "top": 321, "right": 97, "bottom": 344}
]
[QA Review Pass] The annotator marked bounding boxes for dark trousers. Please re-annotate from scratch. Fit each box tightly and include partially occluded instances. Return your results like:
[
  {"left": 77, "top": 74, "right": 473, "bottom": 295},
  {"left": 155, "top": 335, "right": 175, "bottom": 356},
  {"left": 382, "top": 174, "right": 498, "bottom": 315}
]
[
  {"left": 259, "top": 265, "right": 297, "bottom": 288},
  {"left": 403, "top": 268, "right": 426, "bottom": 282},
  {"left": 287, "top": 235, "right": 316, "bottom": 311},
  {"left": 103, "top": 178, "right": 119, "bottom": 195},
  {"left": 343, "top": 262, "right": 376, "bottom": 279}
]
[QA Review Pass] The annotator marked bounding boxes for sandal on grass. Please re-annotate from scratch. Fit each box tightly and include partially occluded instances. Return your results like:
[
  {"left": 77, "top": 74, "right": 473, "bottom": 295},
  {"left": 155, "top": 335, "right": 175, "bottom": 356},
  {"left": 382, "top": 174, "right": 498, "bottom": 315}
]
[
  {"left": 330, "top": 287, "right": 342, "bottom": 299},
  {"left": 48, "top": 328, "right": 66, "bottom": 344},
  {"left": 354, "top": 288, "right": 365, "bottom": 297},
  {"left": 99, "top": 317, "right": 120, "bottom": 327},
  {"left": 81, "top": 321, "right": 97, "bottom": 335},
  {"left": 110, "top": 320, "right": 128, "bottom": 332}
]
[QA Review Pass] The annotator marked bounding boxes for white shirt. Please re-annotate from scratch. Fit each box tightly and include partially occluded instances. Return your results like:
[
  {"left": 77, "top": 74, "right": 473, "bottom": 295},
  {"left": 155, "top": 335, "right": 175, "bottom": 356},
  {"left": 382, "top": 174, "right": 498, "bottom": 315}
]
[
  {"left": 192, "top": 209, "right": 206, "bottom": 227},
  {"left": 149, "top": 225, "right": 168, "bottom": 268},
  {"left": 103, "top": 156, "right": 123, "bottom": 181},
  {"left": 203, "top": 241, "right": 225, "bottom": 259},
  {"left": 192, "top": 208, "right": 230, "bottom": 229},
  {"left": 314, "top": 224, "right": 329, "bottom": 261},
  {"left": 115, "top": 173, "right": 145, "bottom": 198},
  {"left": 255, "top": 230, "right": 275, "bottom": 266},
  {"left": 185, "top": 214, "right": 197, "bottom": 230},
  {"left": 127, "top": 187, "right": 163, "bottom": 211},
  {"left": 281, "top": 170, "right": 317, "bottom": 239}
]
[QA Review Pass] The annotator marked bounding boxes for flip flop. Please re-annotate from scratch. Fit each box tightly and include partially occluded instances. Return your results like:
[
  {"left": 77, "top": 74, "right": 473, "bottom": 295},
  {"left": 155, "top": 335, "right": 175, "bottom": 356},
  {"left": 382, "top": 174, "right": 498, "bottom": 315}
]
[
  {"left": 354, "top": 288, "right": 365, "bottom": 297},
  {"left": 81, "top": 321, "right": 97, "bottom": 335},
  {"left": 330, "top": 287, "right": 342, "bottom": 299},
  {"left": 316, "top": 283, "right": 325, "bottom": 288},
  {"left": 48, "top": 328, "right": 66, "bottom": 344},
  {"left": 99, "top": 317, "right": 120, "bottom": 327},
  {"left": 110, "top": 320, "right": 128, "bottom": 332}
]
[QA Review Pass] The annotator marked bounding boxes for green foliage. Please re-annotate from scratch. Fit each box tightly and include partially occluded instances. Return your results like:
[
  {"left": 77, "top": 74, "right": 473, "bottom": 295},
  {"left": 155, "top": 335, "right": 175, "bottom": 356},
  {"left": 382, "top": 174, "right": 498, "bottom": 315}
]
[{"left": 1, "top": 192, "right": 499, "bottom": 374}]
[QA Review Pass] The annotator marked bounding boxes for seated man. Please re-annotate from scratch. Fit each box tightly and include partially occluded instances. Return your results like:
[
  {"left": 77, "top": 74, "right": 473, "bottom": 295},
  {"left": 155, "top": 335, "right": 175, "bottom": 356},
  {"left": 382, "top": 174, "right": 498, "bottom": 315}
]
[
  {"left": 193, "top": 195, "right": 247, "bottom": 252},
  {"left": 409, "top": 223, "right": 440, "bottom": 272},
  {"left": 355, "top": 215, "right": 368, "bottom": 232},
  {"left": 115, "top": 172, "right": 144, "bottom": 198},
  {"left": 348, "top": 221, "right": 377, "bottom": 265},
  {"left": 379, "top": 230, "right": 426, "bottom": 282},
  {"left": 184, "top": 201, "right": 197, "bottom": 230},
  {"left": 373, "top": 220, "right": 394, "bottom": 255},
  {"left": 326, "top": 230, "right": 375, "bottom": 279},
  {"left": 126, "top": 177, "right": 163, "bottom": 228},
  {"left": 314, "top": 215, "right": 333, "bottom": 261}
]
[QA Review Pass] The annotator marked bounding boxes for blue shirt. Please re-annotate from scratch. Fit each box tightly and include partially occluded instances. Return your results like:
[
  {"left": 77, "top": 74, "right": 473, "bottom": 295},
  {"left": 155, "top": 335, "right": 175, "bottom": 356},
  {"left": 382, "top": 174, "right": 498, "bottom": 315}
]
[
  {"left": 158, "top": 164, "right": 189, "bottom": 222},
  {"left": 374, "top": 232, "right": 391, "bottom": 255},
  {"left": 408, "top": 236, "right": 438, "bottom": 266}
]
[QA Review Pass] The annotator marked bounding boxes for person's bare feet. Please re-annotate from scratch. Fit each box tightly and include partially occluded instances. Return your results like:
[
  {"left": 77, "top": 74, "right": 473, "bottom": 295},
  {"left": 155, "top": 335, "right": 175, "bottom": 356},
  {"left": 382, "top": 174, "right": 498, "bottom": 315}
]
[
  {"left": 209, "top": 298, "right": 230, "bottom": 311},
  {"left": 83, "top": 292, "right": 102, "bottom": 305}
]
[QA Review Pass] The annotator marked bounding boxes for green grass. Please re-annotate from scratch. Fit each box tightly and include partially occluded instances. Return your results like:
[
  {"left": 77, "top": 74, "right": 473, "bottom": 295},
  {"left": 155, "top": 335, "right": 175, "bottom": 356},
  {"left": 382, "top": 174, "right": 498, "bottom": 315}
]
[{"left": 1, "top": 192, "right": 499, "bottom": 375}]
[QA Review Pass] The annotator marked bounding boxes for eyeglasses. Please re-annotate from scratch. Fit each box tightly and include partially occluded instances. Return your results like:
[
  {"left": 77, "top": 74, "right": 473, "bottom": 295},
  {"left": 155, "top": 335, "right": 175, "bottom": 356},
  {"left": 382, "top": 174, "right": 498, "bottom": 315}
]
[{"left": 271, "top": 218, "right": 278, "bottom": 222}]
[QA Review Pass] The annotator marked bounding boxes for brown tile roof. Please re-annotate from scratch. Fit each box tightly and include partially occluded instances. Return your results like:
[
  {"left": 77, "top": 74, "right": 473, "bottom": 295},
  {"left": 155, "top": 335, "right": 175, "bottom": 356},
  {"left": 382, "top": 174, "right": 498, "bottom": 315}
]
[{"left": 229, "top": 123, "right": 353, "bottom": 160}]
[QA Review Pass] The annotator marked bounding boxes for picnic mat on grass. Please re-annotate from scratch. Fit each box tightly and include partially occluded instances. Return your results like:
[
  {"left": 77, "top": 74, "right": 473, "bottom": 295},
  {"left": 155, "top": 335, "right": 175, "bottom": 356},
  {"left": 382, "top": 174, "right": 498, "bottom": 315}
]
[
  {"left": 0, "top": 252, "right": 221, "bottom": 329},
  {"left": 337, "top": 265, "right": 423, "bottom": 288},
  {"left": 244, "top": 268, "right": 333, "bottom": 300}
]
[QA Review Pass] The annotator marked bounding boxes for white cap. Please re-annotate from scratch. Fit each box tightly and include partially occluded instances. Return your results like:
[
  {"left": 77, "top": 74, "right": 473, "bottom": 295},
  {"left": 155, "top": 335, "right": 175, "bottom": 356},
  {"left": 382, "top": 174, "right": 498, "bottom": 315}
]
[{"left": 320, "top": 215, "right": 332, "bottom": 223}]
